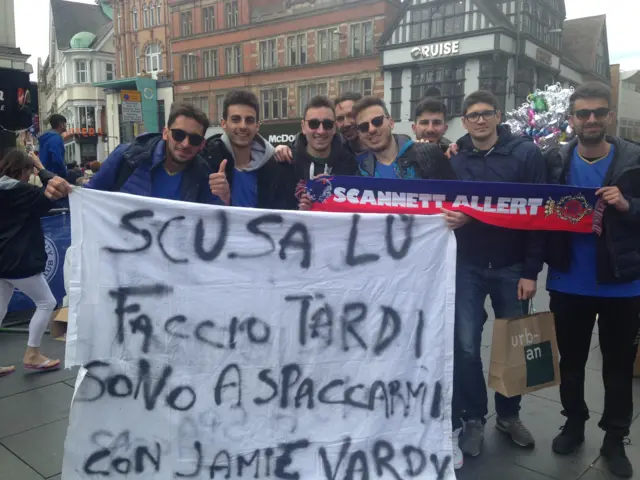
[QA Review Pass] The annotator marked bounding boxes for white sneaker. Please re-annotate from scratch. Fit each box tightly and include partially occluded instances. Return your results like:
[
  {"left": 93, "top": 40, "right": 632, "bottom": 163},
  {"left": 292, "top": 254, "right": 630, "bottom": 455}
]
[{"left": 452, "top": 427, "right": 464, "bottom": 470}]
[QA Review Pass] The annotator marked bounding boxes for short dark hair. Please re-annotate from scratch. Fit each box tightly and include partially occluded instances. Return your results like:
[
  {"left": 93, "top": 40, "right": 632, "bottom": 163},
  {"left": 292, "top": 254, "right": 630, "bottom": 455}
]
[
  {"left": 48, "top": 114, "right": 67, "bottom": 129},
  {"left": 352, "top": 96, "right": 390, "bottom": 120},
  {"left": 334, "top": 92, "right": 363, "bottom": 108},
  {"left": 462, "top": 90, "right": 499, "bottom": 116},
  {"left": 0, "top": 149, "right": 35, "bottom": 180},
  {"left": 167, "top": 102, "right": 210, "bottom": 133},
  {"left": 569, "top": 82, "right": 612, "bottom": 113},
  {"left": 223, "top": 90, "right": 260, "bottom": 121},
  {"left": 414, "top": 97, "right": 448, "bottom": 122},
  {"left": 303, "top": 95, "right": 334, "bottom": 119}
]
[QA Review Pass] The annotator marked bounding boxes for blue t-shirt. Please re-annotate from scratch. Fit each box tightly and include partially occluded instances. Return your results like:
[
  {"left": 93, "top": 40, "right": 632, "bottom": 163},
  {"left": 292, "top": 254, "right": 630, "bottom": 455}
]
[
  {"left": 151, "top": 166, "right": 183, "bottom": 201},
  {"left": 375, "top": 162, "right": 398, "bottom": 179},
  {"left": 232, "top": 170, "right": 258, "bottom": 207},
  {"left": 547, "top": 145, "right": 640, "bottom": 297}
]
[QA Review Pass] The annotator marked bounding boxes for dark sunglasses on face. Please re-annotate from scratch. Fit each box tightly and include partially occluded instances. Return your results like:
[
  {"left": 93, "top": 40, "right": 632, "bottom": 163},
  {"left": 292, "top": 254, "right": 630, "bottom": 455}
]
[
  {"left": 464, "top": 110, "right": 497, "bottom": 123},
  {"left": 171, "top": 128, "right": 204, "bottom": 147},
  {"left": 307, "top": 119, "right": 335, "bottom": 130},
  {"left": 574, "top": 108, "right": 610, "bottom": 120},
  {"left": 357, "top": 115, "right": 386, "bottom": 133}
]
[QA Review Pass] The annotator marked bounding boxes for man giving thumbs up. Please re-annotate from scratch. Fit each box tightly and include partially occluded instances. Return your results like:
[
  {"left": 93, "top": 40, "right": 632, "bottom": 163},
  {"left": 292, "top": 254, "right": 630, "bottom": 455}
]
[{"left": 209, "top": 159, "right": 231, "bottom": 205}]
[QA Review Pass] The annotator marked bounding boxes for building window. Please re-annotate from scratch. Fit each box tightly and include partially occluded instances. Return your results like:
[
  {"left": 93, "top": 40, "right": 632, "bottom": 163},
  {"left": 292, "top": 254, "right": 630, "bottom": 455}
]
[
  {"left": 224, "top": 45, "right": 242, "bottom": 74},
  {"left": 286, "top": 34, "right": 307, "bottom": 66},
  {"left": 203, "top": 6, "right": 215, "bottom": 32},
  {"left": 181, "top": 11, "right": 193, "bottom": 36},
  {"left": 143, "top": 3, "right": 149, "bottom": 28},
  {"left": 181, "top": 53, "right": 197, "bottom": 80},
  {"left": 216, "top": 94, "right": 225, "bottom": 124},
  {"left": 117, "top": 8, "right": 122, "bottom": 33},
  {"left": 517, "top": 1, "right": 562, "bottom": 51},
  {"left": 78, "top": 106, "right": 96, "bottom": 130},
  {"left": 261, "top": 88, "right": 288, "bottom": 120},
  {"left": 134, "top": 46, "right": 140, "bottom": 74},
  {"left": 119, "top": 52, "right": 125, "bottom": 78},
  {"left": 595, "top": 38, "right": 607, "bottom": 78},
  {"left": 317, "top": 28, "right": 339, "bottom": 62},
  {"left": 75, "top": 60, "right": 89, "bottom": 83},
  {"left": 515, "top": 65, "right": 534, "bottom": 108},
  {"left": 259, "top": 39, "right": 278, "bottom": 70},
  {"left": 132, "top": 7, "right": 138, "bottom": 31},
  {"left": 150, "top": 3, "right": 155, "bottom": 26},
  {"left": 146, "top": 43, "right": 162, "bottom": 72},
  {"left": 203, "top": 49, "right": 218, "bottom": 77},
  {"left": 478, "top": 58, "right": 507, "bottom": 111},
  {"left": 410, "top": 2, "right": 466, "bottom": 41},
  {"left": 390, "top": 70, "right": 402, "bottom": 121},
  {"left": 298, "top": 83, "right": 327, "bottom": 116},
  {"left": 185, "top": 96, "right": 209, "bottom": 117},
  {"left": 350, "top": 22, "right": 373, "bottom": 57},
  {"left": 106, "top": 63, "right": 115, "bottom": 81},
  {"left": 339, "top": 77, "right": 372, "bottom": 97},
  {"left": 156, "top": 2, "right": 162, "bottom": 25},
  {"left": 410, "top": 62, "right": 465, "bottom": 116},
  {"left": 226, "top": 0, "right": 238, "bottom": 28}
]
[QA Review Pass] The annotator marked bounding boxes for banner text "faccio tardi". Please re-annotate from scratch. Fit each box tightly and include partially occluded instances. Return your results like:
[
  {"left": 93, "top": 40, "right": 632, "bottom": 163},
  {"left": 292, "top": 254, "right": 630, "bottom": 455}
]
[{"left": 333, "top": 187, "right": 544, "bottom": 214}]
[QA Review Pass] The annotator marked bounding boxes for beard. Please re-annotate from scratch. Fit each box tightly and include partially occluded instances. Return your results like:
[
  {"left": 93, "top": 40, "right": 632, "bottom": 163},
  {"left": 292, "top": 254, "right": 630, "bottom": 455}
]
[{"left": 577, "top": 124, "right": 606, "bottom": 145}]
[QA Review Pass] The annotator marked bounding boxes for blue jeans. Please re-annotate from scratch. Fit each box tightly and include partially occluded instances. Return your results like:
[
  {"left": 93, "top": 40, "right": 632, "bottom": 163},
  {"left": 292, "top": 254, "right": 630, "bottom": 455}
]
[{"left": 452, "top": 263, "right": 530, "bottom": 430}]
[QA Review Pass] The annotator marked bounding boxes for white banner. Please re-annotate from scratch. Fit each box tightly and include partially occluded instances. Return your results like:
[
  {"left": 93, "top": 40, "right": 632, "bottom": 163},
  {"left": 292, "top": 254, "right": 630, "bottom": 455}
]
[{"left": 62, "top": 188, "right": 457, "bottom": 480}]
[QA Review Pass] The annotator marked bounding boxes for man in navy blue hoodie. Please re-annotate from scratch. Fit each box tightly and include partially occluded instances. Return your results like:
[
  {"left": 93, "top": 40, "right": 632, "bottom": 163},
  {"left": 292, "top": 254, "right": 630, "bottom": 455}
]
[
  {"left": 39, "top": 114, "right": 67, "bottom": 178},
  {"left": 446, "top": 91, "right": 546, "bottom": 462},
  {"left": 87, "top": 103, "right": 228, "bottom": 205}
]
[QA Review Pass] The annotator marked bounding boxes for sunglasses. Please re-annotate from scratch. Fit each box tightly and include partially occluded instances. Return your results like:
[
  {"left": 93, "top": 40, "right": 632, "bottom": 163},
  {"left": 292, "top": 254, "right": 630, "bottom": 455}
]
[
  {"left": 306, "top": 119, "right": 335, "bottom": 130},
  {"left": 357, "top": 115, "right": 386, "bottom": 133},
  {"left": 574, "top": 108, "right": 610, "bottom": 120},
  {"left": 171, "top": 128, "right": 205, "bottom": 147},
  {"left": 464, "top": 110, "right": 497, "bottom": 123}
]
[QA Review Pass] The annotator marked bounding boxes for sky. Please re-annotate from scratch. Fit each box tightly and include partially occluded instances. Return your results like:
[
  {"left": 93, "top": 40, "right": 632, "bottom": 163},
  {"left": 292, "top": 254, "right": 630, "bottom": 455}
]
[{"left": 13, "top": 0, "right": 640, "bottom": 80}]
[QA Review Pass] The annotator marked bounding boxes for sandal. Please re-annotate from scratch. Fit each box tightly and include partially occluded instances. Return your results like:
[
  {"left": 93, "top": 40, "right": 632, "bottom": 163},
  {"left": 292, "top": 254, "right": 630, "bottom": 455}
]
[
  {"left": 0, "top": 365, "right": 16, "bottom": 377},
  {"left": 23, "top": 359, "right": 61, "bottom": 372}
]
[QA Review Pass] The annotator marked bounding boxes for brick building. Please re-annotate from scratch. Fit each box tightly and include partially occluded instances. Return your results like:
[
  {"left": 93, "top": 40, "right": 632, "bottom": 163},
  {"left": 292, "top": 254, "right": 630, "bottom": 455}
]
[{"left": 169, "top": 0, "right": 400, "bottom": 136}]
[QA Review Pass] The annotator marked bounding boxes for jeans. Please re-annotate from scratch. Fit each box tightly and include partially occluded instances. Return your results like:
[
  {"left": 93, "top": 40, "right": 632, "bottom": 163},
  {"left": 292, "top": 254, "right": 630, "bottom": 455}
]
[
  {"left": 550, "top": 291, "right": 640, "bottom": 437},
  {"left": 452, "top": 263, "right": 529, "bottom": 430}
]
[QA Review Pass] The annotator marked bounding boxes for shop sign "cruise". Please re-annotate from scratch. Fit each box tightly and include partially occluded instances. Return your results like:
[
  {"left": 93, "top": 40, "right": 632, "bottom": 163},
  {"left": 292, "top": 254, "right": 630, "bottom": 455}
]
[{"left": 411, "top": 41, "right": 460, "bottom": 60}]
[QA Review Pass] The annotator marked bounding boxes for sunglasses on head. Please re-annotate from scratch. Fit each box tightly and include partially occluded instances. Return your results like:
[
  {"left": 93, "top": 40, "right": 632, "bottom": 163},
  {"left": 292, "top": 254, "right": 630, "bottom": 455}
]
[
  {"left": 306, "top": 119, "right": 335, "bottom": 130},
  {"left": 574, "top": 108, "right": 610, "bottom": 120},
  {"left": 171, "top": 128, "right": 204, "bottom": 147},
  {"left": 357, "top": 115, "right": 386, "bottom": 133}
]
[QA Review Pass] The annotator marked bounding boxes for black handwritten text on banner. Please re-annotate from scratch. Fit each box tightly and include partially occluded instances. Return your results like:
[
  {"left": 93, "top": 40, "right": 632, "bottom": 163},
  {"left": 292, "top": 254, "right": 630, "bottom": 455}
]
[{"left": 63, "top": 188, "right": 457, "bottom": 480}]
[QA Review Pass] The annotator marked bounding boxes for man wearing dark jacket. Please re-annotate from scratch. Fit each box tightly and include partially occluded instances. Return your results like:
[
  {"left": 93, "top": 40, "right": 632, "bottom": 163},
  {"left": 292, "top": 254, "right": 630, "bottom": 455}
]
[
  {"left": 352, "top": 96, "right": 456, "bottom": 181},
  {"left": 39, "top": 114, "right": 67, "bottom": 178},
  {"left": 446, "top": 91, "right": 546, "bottom": 464},
  {"left": 203, "top": 90, "right": 296, "bottom": 210},
  {"left": 412, "top": 97, "right": 452, "bottom": 152},
  {"left": 544, "top": 83, "right": 640, "bottom": 478},
  {"left": 87, "top": 103, "right": 226, "bottom": 205}
]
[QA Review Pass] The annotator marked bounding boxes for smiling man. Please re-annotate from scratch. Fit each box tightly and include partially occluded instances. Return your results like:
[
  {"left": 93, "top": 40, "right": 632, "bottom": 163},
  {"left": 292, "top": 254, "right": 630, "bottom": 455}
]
[
  {"left": 203, "top": 90, "right": 296, "bottom": 210},
  {"left": 87, "top": 103, "right": 226, "bottom": 205},
  {"left": 412, "top": 97, "right": 452, "bottom": 152}
]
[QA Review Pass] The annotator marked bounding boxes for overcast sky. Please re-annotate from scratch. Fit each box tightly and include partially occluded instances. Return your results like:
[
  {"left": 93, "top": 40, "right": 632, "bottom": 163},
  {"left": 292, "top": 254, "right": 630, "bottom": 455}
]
[{"left": 14, "top": 0, "right": 640, "bottom": 80}]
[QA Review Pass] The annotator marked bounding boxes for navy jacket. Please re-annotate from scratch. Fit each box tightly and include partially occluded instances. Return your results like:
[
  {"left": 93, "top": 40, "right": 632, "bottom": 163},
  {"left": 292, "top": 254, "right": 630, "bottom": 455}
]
[
  {"left": 451, "top": 125, "right": 547, "bottom": 280},
  {"left": 86, "top": 133, "right": 223, "bottom": 205},
  {"left": 39, "top": 130, "right": 67, "bottom": 178}
]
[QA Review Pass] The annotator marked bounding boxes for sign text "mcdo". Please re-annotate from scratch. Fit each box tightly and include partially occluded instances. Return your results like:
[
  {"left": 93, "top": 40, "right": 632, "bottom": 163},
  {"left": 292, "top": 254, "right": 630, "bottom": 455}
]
[{"left": 411, "top": 41, "right": 460, "bottom": 60}]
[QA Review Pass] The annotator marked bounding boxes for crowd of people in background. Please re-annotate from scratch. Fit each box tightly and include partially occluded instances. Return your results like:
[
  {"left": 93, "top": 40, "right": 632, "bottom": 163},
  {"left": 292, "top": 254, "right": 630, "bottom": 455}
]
[{"left": 0, "top": 81, "right": 639, "bottom": 478}]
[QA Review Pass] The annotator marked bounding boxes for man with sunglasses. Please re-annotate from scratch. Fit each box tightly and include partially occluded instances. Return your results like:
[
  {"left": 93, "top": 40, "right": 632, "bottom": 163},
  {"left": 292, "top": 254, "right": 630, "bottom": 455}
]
[
  {"left": 544, "top": 83, "right": 640, "bottom": 478},
  {"left": 445, "top": 90, "right": 546, "bottom": 462},
  {"left": 203, "top": 90, "right": 296, "bottom": 209},
  {"left": 412, "top": 97, "right": 452, "bottom": 153},
  {"left": 86, "top": 103, "right": 226, "bottom": 205}
]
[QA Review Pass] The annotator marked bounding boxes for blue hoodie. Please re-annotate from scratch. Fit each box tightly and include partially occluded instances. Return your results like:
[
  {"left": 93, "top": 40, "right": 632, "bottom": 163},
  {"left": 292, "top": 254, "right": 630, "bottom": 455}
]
[{"left": 39, "top": 130, "right": 67, "bottom": 178}]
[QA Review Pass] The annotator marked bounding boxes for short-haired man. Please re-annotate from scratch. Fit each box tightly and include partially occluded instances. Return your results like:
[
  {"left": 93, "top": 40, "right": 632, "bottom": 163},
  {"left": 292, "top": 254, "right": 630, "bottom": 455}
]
[
  {"left": 352, "top": 96, "right": 456, "bottom": 180},
  {"left": 446, "top": 91, "right": 546, "bottom": 464},
  {"left": 87, "top": 103, "right": 227, "bottom": 205},
  {"left": 203, "top": 90, "right": 296, "bottom": 209},
  {"left": 39, "top": 114, "right": 67, "bottom": 178},
  {"left": 545, "top": 83, "right": 640, "bottom": 478},
  {"left": 413, "top": 97, "right": 452, "bottom": 152}
]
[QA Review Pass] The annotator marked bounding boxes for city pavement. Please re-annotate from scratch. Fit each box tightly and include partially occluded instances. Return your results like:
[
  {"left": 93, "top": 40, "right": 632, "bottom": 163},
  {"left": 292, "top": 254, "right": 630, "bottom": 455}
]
[{"left": 0, "top": 269, "right": 638, "bottom": 480}]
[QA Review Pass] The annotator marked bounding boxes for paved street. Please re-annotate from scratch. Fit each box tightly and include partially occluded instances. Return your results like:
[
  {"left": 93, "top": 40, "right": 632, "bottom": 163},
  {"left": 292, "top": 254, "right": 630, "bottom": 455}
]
[{"left": 0, "top": 270, "right": 639, "bottom": 480}]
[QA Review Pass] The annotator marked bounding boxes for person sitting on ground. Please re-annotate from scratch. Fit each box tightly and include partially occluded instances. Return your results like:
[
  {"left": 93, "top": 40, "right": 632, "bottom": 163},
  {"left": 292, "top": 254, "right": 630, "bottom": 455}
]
[
  {"left": 0, "top": 150, "right": 72, "bottom": 377},
  {"left": 86, "top": 103, "right": 229, "bottom": 205}
]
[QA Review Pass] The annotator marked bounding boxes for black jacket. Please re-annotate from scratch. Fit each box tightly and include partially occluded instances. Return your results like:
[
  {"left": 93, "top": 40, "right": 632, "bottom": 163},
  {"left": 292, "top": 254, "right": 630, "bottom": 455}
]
[
  {"left": 356, "top": 134, "right": 457, "bottom": 181},
  {"left": 545, "top": 136, "right": 640, "bottom": 283},
  {"left": 451, "top": 125, "right": 547, "bottom": 280},
  {"left": 0, "top": 170, "right": 55, "bottom": 279},
  {"left": 292, "top": 132, "right": 357, "bottom": 181},
  {"left": 203, "top": 133, "right": 297, "bottom": 210}
]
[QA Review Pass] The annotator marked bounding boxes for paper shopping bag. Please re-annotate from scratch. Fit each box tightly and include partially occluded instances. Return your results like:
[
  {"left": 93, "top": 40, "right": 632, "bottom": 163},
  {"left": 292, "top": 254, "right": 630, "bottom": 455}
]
[{"left": 488, "top": 311, "right": 560, "bottom": 397}]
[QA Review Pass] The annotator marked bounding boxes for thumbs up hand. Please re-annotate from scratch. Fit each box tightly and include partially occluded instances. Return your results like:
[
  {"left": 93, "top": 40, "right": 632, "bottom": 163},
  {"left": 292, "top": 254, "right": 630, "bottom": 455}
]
[{"left": 209, "top": 159, "right": 231, "bottom": 205}]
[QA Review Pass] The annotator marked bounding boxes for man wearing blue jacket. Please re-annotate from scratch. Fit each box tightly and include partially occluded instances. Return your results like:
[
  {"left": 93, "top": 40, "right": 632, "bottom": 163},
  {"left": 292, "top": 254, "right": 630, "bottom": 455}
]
[
  {"left": 87, "top": 103, "right": 228, "bottom": 205},
  {"left": 39, "top": 114, "right": 67, "bottom": 178},
  {"left": 446, "top": 91, "right": 546, "bottom": 462}
]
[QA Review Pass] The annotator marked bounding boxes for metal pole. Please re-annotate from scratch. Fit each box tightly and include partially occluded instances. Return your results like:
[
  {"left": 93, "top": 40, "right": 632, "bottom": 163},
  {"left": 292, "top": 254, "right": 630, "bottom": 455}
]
[{"left": 513, "top": 0, "right": 521, "bottom": 104}]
